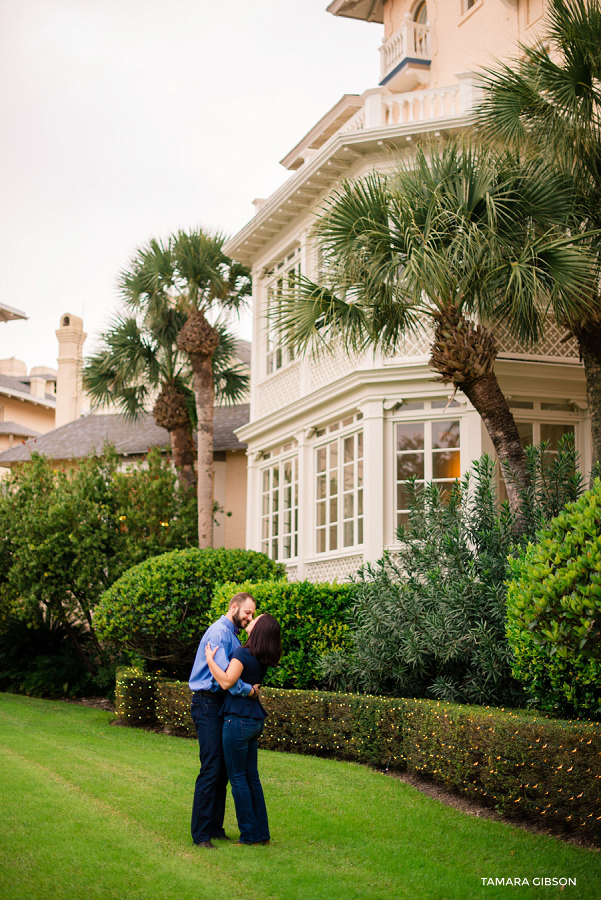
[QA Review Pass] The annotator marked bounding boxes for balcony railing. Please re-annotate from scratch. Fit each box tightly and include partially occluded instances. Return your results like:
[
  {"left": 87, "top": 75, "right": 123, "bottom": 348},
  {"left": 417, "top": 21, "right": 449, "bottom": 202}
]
[{"left": 380, "top": 15, "right": 431, "bottom": 86}]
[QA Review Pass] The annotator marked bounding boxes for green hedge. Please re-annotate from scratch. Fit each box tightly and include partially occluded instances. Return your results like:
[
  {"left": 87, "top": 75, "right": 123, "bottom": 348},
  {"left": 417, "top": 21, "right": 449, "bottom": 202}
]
[
  {"left": 507, "top": 479, "right": 601, "bottom": 716},
  {"left": 210, "top": 580, "right": 355, "bottom": 688},
  {"left": 115, "top": 673, "right": 601, "bottom": 842},
  {"left": 95, "top": 549, "right": 285, "bottom": 677}
]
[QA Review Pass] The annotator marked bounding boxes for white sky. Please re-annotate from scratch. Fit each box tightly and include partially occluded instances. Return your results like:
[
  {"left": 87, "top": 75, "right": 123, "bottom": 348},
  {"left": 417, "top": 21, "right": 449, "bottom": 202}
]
[{"left": 0, "top": 0, "right": 380, "bottom": 372}]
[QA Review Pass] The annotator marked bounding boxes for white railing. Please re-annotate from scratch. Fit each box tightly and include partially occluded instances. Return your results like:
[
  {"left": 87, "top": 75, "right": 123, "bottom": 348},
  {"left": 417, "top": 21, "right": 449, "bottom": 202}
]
[
  {"left": 384, "top": 85, "right": 459, "bottom": 124},
  {"left": 340, "top": 108, "right": 366, "bottom": 134},
  {"left": 380, "top": 15, "right": 431, "bottom": 83}
]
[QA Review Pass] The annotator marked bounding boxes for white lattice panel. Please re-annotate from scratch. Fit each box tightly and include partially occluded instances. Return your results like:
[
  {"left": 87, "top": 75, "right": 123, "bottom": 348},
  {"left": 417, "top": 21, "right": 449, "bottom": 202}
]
[
  {"left": 495, "top": 320, "right": 579, "bottom": 360},
  {"left": 305, "top": 555, "right": 363, "bottom": 584},
  {"left": 257, "top": 362, "right": 302, "bottom": 417},
  {"left": 285, "top": 565, "right": 298, "bottom": 582},
  {"left": 309, "top": 347, "right": 360, "bottom": 392}
]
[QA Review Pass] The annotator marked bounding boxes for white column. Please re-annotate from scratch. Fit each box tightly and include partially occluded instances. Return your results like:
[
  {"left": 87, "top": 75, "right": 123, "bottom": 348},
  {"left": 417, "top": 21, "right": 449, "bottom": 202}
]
[
  {"left": 360, "top": 399, "right": 385, "bottom": 565},
  {"left": 362, "top": 88, "right": 386, "bottom": 128},
  {"left": 294, "top": 427, "right": 312, "bottom": 580},
  {"left": 245, "top": 450, "right": 262, "bottom": 552}
]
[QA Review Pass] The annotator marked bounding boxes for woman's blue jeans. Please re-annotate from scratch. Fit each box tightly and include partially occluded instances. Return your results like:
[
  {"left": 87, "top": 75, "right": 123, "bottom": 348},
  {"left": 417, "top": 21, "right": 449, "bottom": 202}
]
[{"left": 222, "top": 715, "right": 270, "bottom": 844}]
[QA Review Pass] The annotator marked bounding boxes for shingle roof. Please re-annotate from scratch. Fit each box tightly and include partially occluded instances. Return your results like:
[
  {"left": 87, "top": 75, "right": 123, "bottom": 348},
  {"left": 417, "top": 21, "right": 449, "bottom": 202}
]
[
  {"left": 0, "top": 404, "right": 249, "bottom": 465},
  {"left": 0, "top": 372, "right": 56, "bottom": 403},
  {"left": 0, "top": 421, "right": 41, "bottom": 438}
]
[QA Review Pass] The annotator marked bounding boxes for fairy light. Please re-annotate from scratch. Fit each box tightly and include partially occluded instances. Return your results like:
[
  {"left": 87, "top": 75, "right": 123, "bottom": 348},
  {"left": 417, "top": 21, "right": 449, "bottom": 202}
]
[{"left": 114, "top": 672, "right": 601, "bottom": 837}]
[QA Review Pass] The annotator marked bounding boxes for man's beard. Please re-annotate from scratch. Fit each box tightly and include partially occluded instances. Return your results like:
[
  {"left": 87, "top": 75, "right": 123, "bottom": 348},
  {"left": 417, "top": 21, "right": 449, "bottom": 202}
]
[{"left": 232, "top": 609, "right": 246, "bottom": 628}]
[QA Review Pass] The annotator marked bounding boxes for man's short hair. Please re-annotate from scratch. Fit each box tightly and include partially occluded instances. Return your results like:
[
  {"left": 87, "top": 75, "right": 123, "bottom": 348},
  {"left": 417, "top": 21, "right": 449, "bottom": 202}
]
[{"left": 229, "top": 592, "right": 256, "bottom": 609}]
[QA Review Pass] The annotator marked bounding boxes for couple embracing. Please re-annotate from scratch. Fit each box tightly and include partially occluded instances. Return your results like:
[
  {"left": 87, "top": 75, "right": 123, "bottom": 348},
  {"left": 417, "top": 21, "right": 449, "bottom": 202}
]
[{"left": 188, "top": 592, "right": 281, "bottom": 848}]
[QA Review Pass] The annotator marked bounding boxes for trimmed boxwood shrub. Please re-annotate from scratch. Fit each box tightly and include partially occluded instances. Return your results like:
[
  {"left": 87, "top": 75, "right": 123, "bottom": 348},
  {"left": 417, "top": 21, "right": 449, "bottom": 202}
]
[
  {"left": 131, "top": 679, "right": 601, "bottom": 843},
  {"left": 210, "top": 580, "right": 355, "bottom": 688},
  {"left": 507, "top": 479, "right": 601, "bottom": 716},
  {"left": 95, "top": 549, "right": 285, "bottom": 677}
]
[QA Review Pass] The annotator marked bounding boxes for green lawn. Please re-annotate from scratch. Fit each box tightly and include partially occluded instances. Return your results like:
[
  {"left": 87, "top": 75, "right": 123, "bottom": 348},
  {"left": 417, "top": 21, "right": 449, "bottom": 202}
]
[{"left": 0, "top": 694, "right": 599, "bottom": 900}]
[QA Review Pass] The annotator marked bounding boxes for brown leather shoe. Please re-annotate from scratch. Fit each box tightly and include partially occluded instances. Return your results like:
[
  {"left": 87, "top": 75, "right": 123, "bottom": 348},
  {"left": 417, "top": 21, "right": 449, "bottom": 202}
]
[
  {"left": 194, "top": 840, "right": 216, "bottom": 849},
  {"left": 261, "top": 840, "right": 271, "bottom": 845}
]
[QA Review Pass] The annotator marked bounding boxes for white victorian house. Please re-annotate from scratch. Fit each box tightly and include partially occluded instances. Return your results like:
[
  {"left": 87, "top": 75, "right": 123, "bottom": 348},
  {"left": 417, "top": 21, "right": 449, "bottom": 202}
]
[{"left": 225, "top": 0, "right": 590, "bottom": 583}]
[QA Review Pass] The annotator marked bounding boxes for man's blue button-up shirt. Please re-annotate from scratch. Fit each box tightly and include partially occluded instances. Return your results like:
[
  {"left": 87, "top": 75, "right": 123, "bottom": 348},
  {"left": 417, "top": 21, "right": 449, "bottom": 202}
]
[{"left": 188, "top": 615, "right": 252, "bottom": 695}]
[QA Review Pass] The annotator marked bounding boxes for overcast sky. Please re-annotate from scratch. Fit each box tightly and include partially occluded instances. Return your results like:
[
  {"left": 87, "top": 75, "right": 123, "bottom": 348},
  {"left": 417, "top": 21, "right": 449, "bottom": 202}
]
[{"left": 0, "top": 0, "right": 380, "bottom": 371}]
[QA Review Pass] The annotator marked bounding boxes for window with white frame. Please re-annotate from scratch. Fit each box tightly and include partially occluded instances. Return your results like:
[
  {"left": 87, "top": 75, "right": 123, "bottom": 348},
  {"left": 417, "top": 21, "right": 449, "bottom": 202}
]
[
  {"left": 395, "top": 413, "right": 461, "bottom": 527},
  {"left": 316, "top": 426, "right": 363, "bottom": 554},
  {"left": 507, "top": 400, "right": 577, "bottom": 454},
  {"left": 261, "top": 454, "right": 298, "bottom": 560},
  {"left": 264, "top": 247, "right": 301, "bottom": 376}
]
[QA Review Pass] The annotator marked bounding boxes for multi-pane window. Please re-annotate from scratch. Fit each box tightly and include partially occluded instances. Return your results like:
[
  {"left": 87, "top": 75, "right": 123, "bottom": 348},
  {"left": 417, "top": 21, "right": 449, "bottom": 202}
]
[
  {"left": 265, "top": 247, "right": 301, "bottom": 375},
  {"left": 261, "top": 455, "right": 298, "bottom": 560},
  {"left": 396, "top": 419, "right": 461, "bottom": 526},
  {"left": 316, "top": 430, "right": 363, "bottom": 553}
]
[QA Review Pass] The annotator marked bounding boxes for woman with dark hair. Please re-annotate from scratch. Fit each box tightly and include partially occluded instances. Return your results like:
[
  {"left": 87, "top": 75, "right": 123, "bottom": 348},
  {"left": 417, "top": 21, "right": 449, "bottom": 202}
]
[{"left": 205, "top": 613, "right": 281, "bottom": 845}]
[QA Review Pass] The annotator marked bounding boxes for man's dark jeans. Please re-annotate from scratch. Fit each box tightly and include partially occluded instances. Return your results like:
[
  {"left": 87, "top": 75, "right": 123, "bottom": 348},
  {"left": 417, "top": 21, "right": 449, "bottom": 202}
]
[
  {"left": 222, "top": 715, "right": 270, "bottom": 844},
  {"left": 190, "top": 694, "right": 228, "bottom": 844}
]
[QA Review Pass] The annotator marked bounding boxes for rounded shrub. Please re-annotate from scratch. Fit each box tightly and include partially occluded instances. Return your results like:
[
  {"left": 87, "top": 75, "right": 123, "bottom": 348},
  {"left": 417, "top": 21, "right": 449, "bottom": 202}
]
[
  {"left": 94, "top": 548, "right": 285, "bottom": 677},
  {"left": 506, "top": 479, "right": 601, "bottom": 716},
  {"left": 210, "top": 579, "right": 355, "bottom": 689}
]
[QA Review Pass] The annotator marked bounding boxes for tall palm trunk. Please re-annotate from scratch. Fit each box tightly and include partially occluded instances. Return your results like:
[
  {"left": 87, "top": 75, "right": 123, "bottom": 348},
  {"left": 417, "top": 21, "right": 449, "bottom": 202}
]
[
  {"left": 153, "top": 383, "right": 197, "bottom": 493},
  {"left": 177, "top": 311, "right": 220, "bottom": 547},
  {"left": 430, "top": 309, "right": 529, "bottom": 514},
  {"left": 575, "top": 318, "right": 601, "bottom": 472}
]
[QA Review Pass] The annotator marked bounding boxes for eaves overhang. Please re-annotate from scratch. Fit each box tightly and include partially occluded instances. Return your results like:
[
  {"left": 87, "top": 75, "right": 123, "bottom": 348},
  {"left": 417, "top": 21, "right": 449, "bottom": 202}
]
[
  {"left": 224, "top": 111, "right": 473, "bottom": 266},
  {"left": 0, "top": 384, "right": 56, "bottom": 409},
  {"left": 327, "top": 0, "right": 384, "bottom": 23}
]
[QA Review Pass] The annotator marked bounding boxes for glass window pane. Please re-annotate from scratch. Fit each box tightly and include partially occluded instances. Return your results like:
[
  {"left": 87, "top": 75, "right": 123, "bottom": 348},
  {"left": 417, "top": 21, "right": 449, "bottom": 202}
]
[
  {"left": 317, "top": 501, "right": 326, "bottom": 527},
  {"left": 330, "top": 525, "right": 338, "bottom": 551},
  {"left": 272, "top": 492, "right": 279, "bottom": 514},
  {"left": 344, "top": 494, "right": 354, "bottom": 519},
  {"left": 317, "top": 448, "right": 327, "bottom": 473},
  {"left": 397, "top": 453, "right": 424, "bottom": 480},
  {"left": 432, "top": 399, "right": 459, "bottom": 409},
  {"left": 273, "top": 466, "right": 280, "bottom": 488},
  {"left": 284, "top": 460, "right": 292, "bottom": 483},
  {"left": 432, "top": 449, "right": 460, "bottom": 480},
  {"left": 517, "top": 422, "right": 534, "bottom": 448},
  {"left": 317, "top": 474, "right": 327, "bottom": 500},
  {"left": 262, "top": 518, "right": 269, "bottom": 540},
  {"left": 541, "top": 402, "right": 574, "bottom": 412},
  {"left": 342, "top": 416, "right": 353, "bottom": 427},
  {"left": 283, "top": 536, "right": 291, "bottom": 559},
  {"left": 262, "top": 469, "right": 270, "bottom": 492},
  {"left": 344, "top": 436, "right": 354, "bottom": 463},
  {"left": 344, "top": 464, "right": 354, "bottom": 491},
  {"left": 317, "top": 529, "right": 326, "bottom": 554},
  {"left": 329, "top": 443, "right": 338, "bottom": 469},
  {"left": 272, "top": 539, "right": 278, "bottom": 559},
  {"left": 357, "top": 459, "right": 363, "bottom": 487},
  {"left": 330, "top": 497, "right": 338, "bottom": 523},
  {"left": 329, "top": 473, "right": 338, "bottom": 496},
  {"left": 432, "top": 420, "right": 460, "bottom": 449},
  {"left": 400, "top": 401, "right": 424, "bottom": 410},
  {"left": 262, "top": 493, "right": 270, "bottom": 516},
  {"left": 283, "top": 510, "right": 291, "bottom": 532},
  {"left": 357, "top": 432, "right": 363, "bottom": 458},
  {"left": 357, "top": 518, "right": 363, "bottom": 544},
  {"left": 358, "top": 489, "right": 363, "bottom": 516},
  {"left": 344, "top": 521, "right": 354, "bottom": 546},
  {"left": 541, "top": 423, "right": 574, "bottom": 451},
  {"left": 397, "top": 422, "right": 424, "bottom": 451},
  {"left": 508, "top": 400, "right": 534, "bottom": 409}
]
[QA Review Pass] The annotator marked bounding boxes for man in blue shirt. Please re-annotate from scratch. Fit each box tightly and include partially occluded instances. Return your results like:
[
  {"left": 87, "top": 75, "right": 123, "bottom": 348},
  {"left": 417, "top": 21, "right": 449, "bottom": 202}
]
[{"left": 189, "top": 591, "right": 258, "bottom": 848}]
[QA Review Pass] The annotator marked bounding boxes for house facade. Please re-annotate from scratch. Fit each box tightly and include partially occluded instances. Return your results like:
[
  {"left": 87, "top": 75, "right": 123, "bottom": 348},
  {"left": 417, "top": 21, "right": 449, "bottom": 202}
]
[{"left": 225, "top": 0, "right": 590, "bottom": 583}]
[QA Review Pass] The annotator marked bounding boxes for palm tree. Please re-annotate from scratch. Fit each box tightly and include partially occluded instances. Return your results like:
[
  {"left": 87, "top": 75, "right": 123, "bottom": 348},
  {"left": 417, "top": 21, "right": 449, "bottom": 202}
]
[
  {"left": 476, "top": 0, "right": 601, "bottom": 467},
  {"left": 272, "top": 142, "right": 596, "bottom": 514},
  {"left": 83, "top": 305, "right": 247, "bottom": 495},
  {"left": 118, "top": 231, "right": 251, "bottom": 547}
]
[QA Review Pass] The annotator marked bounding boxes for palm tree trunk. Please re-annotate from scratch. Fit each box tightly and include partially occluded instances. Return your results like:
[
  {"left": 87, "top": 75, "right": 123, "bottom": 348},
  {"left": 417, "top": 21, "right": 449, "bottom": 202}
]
[
  {"left": 177, "top": 312, "right": 221, "bottom": 548},
  {"left": 153, "top": 382, "right": 197, "bottom": 493},
  {"left": 461, "top": 373, "right": 530, "bottom": 512},
  {"left": 169, "top": 424, "right": 197, "bottom": 493},
  {"left": 575, "top": 321, "right": 601, "bottom": 472},
  {"left": 430, "top": 310, "right": 529, "bottom": 515},
  {"left": 190, "top": 354, "right": 215, "bottom": 547}
]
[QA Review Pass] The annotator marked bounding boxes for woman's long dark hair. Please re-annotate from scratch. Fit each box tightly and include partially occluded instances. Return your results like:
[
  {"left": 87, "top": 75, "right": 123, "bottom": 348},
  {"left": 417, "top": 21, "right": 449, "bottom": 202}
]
[{"left": 245, "top": 614, "right": 282, "bottom": 667}]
